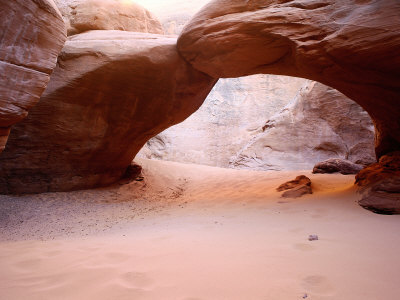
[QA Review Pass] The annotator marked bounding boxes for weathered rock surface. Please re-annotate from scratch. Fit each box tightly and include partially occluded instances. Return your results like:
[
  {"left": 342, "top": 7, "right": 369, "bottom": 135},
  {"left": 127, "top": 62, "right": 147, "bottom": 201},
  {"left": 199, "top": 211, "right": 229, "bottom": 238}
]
[
  {"left": 355, "top": 152, "right": 400, "bottom": 214},
  {"left": 0, "top": 0, "right": 66, "bottom": 152},
  {"left": 313, "top": 159, "right": 363, "bottom": 175},
  {"left": 134, "top": 0, "right": 208, "bottom": 35},
  {"left": 230, "top": 82, "right": 375, "bottom": 171},
  {"left": 55, "top": 0, "right": 163, "bottom": 36},
  {"left": 0, "top": 31, "right": 216, "bottom": 194},
  {"left": 277, "top": 175, "right": 312, "bottom": 198},
  {"left": 138, "top": 75, "right": 308, "bottom": 167},
  {"left": 178, "top": 0, "right": 400, "bottom": 158}
]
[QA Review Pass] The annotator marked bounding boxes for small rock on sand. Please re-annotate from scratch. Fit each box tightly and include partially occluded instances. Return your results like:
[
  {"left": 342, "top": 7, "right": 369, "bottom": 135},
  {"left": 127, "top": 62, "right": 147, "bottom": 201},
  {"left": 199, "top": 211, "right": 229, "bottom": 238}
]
[{"left": 277, "top": 175, "right": 312, "bottom": 198}]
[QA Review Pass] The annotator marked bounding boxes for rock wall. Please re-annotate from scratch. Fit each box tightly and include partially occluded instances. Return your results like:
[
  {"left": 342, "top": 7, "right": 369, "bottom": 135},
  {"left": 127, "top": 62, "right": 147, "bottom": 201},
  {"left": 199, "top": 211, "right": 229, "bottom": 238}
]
[
  {"left": 55, "top": 0, "right": 163, "bottom": 35},
  {"left": 138, "top": 75, "right": 307, "bottom": 167},
  {"left": 0, "top": 0, "right": 66, "bottom": 152},
  {"left": 231, "top": 82, "right": 375, "bottom": 170},
  {"left": 139, "top": 81, "right": 375, "bottom": 170}
]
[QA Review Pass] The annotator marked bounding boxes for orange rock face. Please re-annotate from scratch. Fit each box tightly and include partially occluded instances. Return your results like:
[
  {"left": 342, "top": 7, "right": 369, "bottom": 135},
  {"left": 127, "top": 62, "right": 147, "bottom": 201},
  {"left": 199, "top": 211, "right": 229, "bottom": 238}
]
[
  {"left": 177, "top": 0, "right": 400, "bottom": 158},
  {"left": 0, "top": 31, "right": 216, "bottom": 194},
  {"left": 0, "top": 0, "right": 66, "bottom": 152}
]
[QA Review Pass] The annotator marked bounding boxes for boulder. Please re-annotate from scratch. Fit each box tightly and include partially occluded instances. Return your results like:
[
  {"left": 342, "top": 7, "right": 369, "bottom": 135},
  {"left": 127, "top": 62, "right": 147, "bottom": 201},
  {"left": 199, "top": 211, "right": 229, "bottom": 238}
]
[
  {"left": 54, "top": 0, "right": 163, "bottom": 36},
  {"left": 277, "top": 175, "right": 312, "bottom": 198},
  {"left": 177, "top": 0, "right": 400, "bottom": 159},
  {"left": 0, "top": 31, "right": 216, "bottom": 194},
  {"left": 230, "top": 82, "right": 375, "bottom": 171},
  {"left": 277, "top": 175, "right": 311, "bottom": 192},
  {"left": 313, "top": 159, "right": 363, "bottom": 175},
  {"left": 355, "top": 152, "right": 400, "bottom": 214},
  {"left": 0, "top": 0, "right": 66, "bottom": 152}
]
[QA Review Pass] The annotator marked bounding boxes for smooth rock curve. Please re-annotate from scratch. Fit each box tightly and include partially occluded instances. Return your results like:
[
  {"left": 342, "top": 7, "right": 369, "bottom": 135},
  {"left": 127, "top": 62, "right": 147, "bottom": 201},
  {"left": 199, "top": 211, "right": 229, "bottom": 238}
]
[
  {"left": 177, "top": 0, "right": 400, "bottom": 158},
  {"left": 0, "top": 31, "right": 216, "bottom": 194}
]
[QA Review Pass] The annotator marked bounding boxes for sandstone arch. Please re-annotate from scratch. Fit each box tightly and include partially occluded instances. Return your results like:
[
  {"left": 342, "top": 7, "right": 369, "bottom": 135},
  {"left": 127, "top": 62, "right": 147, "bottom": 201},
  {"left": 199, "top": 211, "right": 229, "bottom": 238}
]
[
  {"left": 0, "top": 31, "right": 216, "bottom": 193},
  {"left": 177, "top": 0, "right": 400, "bottom": 159}
]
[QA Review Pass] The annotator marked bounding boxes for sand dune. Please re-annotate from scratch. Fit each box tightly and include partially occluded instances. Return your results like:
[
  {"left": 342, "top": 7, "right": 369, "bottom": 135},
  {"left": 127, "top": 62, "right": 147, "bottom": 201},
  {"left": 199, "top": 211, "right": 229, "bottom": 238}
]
[{"left": 0, "top": 159, "right": 399, "bottom": 299}]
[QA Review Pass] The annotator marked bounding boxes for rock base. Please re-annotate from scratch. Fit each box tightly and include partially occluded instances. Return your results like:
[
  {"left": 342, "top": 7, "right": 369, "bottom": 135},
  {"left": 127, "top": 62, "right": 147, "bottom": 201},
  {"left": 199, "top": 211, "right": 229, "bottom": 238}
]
[{"left": 356, "top": 152, "right": 400, "bottom": 214}]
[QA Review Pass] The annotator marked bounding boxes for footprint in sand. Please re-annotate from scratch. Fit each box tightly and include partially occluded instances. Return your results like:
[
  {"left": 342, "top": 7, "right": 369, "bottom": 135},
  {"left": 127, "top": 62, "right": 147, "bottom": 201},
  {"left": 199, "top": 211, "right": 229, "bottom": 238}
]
[
  {"left": 14, "top": 258, "right": 43, "bottom": 269},
  {"left": 293, "top": 243, "right": 315, "bottom": 251},
  {"left": 43, "top": 250, "right": 61, "bottom": 257},
  {"left": 120, "top": 271, "right": 153, "bottom": 288},
  {"left": 104, "top": 252, "right": 131, "bottom": 263},
  {"left": 301, "top": 275, "right": 335, "bottom": 296},
  {"left": 289, "top": 227, "right": 304, "bottom": 234}
]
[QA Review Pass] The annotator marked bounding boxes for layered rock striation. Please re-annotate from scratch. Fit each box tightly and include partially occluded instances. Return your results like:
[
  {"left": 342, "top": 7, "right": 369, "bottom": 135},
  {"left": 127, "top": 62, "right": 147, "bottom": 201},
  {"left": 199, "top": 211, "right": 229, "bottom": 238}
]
[
  {"left": 0, "top": 0, "right": 66, "bottom": 152},
  {"left": 0, "top": 31, "right": 216, "bottom": 193}
]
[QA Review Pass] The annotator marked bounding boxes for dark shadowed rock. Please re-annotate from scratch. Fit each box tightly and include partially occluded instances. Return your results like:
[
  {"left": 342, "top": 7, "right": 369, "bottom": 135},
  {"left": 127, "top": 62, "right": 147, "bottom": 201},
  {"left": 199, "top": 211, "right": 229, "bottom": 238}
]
[
  {"left": 0, "top": 31, "right": 216, "bottom": 194},
  {"left": 355, "top": 152, "right": 400, "bottom": 214},
  {"left": 313, "top": 159, "right": 363, "bottom": 175},
  {"left": 0, "top": 0, "right": 66, "bottom": 152}
]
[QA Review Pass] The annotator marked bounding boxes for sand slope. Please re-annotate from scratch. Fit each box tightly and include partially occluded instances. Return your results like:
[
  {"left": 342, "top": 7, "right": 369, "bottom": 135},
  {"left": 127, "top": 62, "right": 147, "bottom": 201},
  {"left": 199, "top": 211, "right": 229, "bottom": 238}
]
[{"left": 0, "top": 159, "right": 399, "bottom": 299}]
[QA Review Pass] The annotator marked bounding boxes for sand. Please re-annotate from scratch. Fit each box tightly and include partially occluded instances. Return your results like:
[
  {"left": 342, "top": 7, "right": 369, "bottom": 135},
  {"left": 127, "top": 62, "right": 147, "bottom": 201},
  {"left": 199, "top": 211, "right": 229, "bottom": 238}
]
[{"left": 0, "top": 158, "right": 399, "bottom": 300}]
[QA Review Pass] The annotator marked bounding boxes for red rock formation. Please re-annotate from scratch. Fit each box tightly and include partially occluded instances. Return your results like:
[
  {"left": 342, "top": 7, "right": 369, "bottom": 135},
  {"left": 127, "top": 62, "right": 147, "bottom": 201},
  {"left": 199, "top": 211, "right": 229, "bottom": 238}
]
[
  {"left": 0, "top": 31, "right": 216, "bottom": 194},
  {"left": 177, "top": 0, "right": 400, "bottom": 159},
  {"left": 0, "top": 0, "right": 66, "bottom": 152},
  {"left": 277, "top": 175, "right": 312, "bottom": 198},
  {"left": 55, "top": 0, "right": 164, "bottom": 36},
  {"left": 355, "top": 152, "right": 400, "bottom": 214}
]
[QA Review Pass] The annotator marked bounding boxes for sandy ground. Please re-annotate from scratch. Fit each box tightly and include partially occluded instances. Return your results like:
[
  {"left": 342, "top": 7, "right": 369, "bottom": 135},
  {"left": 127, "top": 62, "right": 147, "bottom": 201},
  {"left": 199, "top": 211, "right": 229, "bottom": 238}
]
[{"left": 0, "top": 158, "right": 399, "bottom": 300}]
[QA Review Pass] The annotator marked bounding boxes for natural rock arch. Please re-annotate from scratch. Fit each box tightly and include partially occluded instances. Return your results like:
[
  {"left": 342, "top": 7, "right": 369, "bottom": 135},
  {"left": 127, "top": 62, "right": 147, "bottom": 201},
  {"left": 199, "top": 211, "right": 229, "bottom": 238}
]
[
  {"left": 0, "top": 31, "right": 216, "bottom": 194},
  {"left": 0, "top": 0, "right": 398, "bottom": 211},
  {"left": 176, "top": 0, "right": 400, "bottom": 213},
  {"left": 177, "top": 0, "right": 400, "bottom": 159}
]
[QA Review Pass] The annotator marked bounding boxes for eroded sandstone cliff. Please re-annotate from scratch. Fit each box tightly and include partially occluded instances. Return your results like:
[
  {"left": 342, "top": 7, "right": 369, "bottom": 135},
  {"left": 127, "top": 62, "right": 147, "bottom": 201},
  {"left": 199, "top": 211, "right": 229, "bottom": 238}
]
[{"left": 0, "top": 0, "right": 66, "bottom": 152}]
